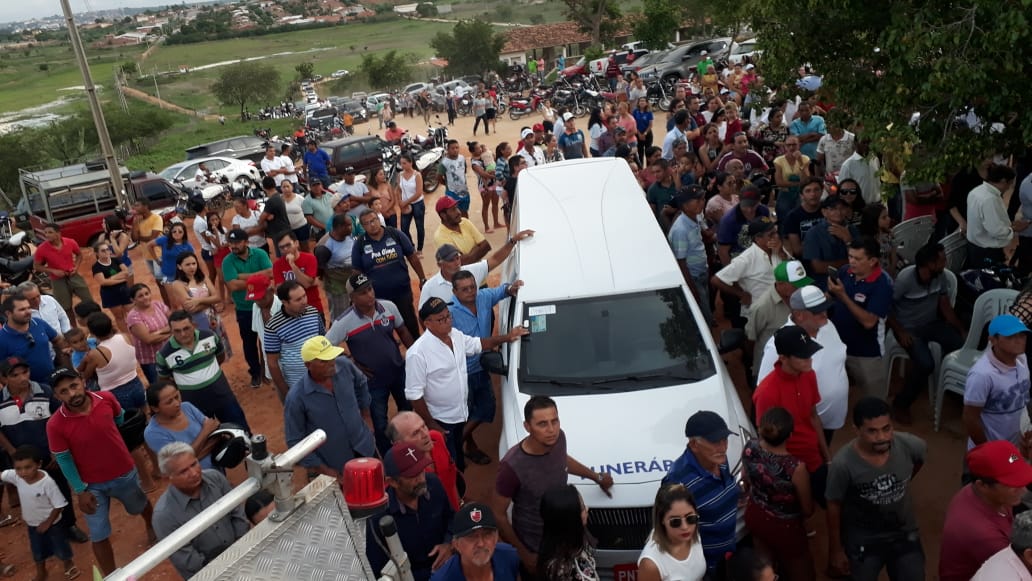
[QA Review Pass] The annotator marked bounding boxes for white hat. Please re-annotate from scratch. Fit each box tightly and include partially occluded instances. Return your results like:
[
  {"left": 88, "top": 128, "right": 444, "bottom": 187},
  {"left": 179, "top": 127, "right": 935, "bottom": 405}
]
[
  {"left": 745, "top": 64, "right": 755, "bottom": 70},
  {"left": 520, "top": 128, "right": 534, "bottom": 139},
  {"left": 701, "top": 50, "right": 708, "bottom": 56},
  {"left": 789, "top": 285, "right": 832, "bottom": 313},
  {"left": 562, "top": 111, "right": 574, "bottom": 122}
]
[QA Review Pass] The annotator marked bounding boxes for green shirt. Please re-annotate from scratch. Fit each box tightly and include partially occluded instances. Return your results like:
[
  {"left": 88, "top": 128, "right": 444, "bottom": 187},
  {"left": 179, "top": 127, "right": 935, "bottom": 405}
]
[
  {"left": 221, "top": 247, "right": 272, "bottom": 311},
  {"left": 302, "top": 193, "right": 334, "bottom": 230},
  {"left": 155, "top": 329, "right": 224, "bottom": 391}
]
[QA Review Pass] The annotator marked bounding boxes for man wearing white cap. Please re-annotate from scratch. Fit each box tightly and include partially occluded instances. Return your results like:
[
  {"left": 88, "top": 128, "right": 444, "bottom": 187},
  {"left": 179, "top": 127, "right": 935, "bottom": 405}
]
[
  {"left": 746, "top": 260, "right": 812, "bottom": 380},
  {"left": 517, "top": 128, "right": 545, "bottom": 167},
  {"left": 556, "top": 112, "right": 587, "bottom": 160},
  {"left": 759, "top": 285, "right": 849, "bottom": 443}
]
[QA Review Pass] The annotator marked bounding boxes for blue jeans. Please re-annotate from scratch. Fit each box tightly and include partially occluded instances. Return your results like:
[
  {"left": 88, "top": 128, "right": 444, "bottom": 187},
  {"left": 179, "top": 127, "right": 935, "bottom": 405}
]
[
  {"left": 401, "top": 200, "right": 426, "bottom": 251},
  {"left": 467, "top": 370, "right": 496, "bottom": 423},
  {"left": 110, "top": 377, "right": 146, "bottom": 411},
  {"left": 140, "top": 363, "right": 158, "bottom": 386},
  {"left": 235, "top": 309, "right": 262, "bottom": 380},
  {"left": 893, "top": 320, "right": 965, "bottom": 409},
  {"left": 29, "top": 524, "right": 72, "bottom": 562},
  {"left": 369, "top": 371, "right": 410, "bottom": 455},
  {"left": 845, "top": 532, "right": 925, "bottom": 581},
  {"left": 437, "top": 420, "right": 466, "bottom": 473}
]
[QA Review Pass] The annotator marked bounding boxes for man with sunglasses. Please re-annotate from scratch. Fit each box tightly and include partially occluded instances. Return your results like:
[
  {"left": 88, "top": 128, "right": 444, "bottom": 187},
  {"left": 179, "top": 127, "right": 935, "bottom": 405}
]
[
  {"left": 0, "top": 294, "right": 67, "bottom": 385},
  {"left": 662, "top": 410, "right": 740, "bottom": 573}
]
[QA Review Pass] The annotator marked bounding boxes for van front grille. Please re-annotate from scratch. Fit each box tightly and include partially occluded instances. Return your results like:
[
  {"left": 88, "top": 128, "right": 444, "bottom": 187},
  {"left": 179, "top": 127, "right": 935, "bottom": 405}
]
[{"left": 587, "top": 507, "right": 653, "bottom": 550}]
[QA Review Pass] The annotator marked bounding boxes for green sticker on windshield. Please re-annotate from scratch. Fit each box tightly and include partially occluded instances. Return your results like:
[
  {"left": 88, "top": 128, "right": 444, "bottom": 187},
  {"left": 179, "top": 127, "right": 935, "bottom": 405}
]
[{"left": 530, "top": 315, "right": 547, "bottom": 333}]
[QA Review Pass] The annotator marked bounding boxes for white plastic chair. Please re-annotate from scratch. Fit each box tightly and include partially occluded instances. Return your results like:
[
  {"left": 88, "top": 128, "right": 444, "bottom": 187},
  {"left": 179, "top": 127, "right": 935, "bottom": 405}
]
[
  {"left": 934, "top": 288, "right": 1018, "bottom": 431},
  {"left": 883, "top": 269, "right": 957, "bottom": 408},
  {"left": 941, "top": 230, "right": 968, "bottom": 273},
  {"left": 892, "top": 216, "right": 935, "bottom": 266}
]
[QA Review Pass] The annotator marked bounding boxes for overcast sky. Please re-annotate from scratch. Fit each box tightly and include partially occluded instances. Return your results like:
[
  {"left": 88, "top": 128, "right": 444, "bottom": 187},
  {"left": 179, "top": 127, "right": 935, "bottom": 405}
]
[{"left": 2, "top": 1, "right": 208, "bottom": 24}]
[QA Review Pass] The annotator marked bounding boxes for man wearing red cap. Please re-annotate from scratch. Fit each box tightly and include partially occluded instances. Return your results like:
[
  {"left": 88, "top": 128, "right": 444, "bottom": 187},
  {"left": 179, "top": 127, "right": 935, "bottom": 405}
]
[
  {"left": 434, "top": 196, "right": 490, "bottom": 264},
  {"left": 365, "top": 441, "right": 454, "bottom": 581},
  {"left": 387, "top": 411, "right": 460, "bottom": 510},
  {"left": 939, "top": 440, "right": 1032, "bottom": 581},
  {"left": 439, "top": 140, "right": 471, "bottom": 218}
]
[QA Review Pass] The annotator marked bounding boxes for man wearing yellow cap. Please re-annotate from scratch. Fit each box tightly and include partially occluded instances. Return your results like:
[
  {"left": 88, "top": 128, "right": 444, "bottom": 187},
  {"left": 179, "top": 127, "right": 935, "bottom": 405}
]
[{"left": 283, "top": 336, "right": 374, "bottom": 479}]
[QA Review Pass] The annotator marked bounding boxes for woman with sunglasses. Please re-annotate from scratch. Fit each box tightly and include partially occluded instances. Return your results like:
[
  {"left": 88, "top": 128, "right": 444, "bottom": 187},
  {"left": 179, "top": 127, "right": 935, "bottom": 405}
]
[
  {"left": 637, "top": 483, "right": 706, "bottom": 581},
  {"left": 836, "top": 178, "right": 866, "bottom": 227},
  {"left": 91, "top": 241, "right": 131, "bottom": 333},
  {"left": 741, "top": 407, "right": 816, "bottom": 581}
]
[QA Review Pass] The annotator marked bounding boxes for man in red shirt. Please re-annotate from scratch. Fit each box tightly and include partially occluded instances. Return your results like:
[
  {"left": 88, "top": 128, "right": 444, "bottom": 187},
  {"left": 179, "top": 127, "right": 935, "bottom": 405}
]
[
  {"left": 272, "top": 231, "right": 323, "bottom": 317},
  {"left": 754, "top": 325, "right": 832, "bottom": 504},
  {"left": 33, "top": 223, "right": 94, "bottom": 321},
  {"left": 387, "top": 410, "right": 461, "bottom": 511},
  {"left": 45, "top": 368, "right": 155, "bottom": 575},
  {"left": 939, "top": 440, "right": 1032, "bottom": 581}
]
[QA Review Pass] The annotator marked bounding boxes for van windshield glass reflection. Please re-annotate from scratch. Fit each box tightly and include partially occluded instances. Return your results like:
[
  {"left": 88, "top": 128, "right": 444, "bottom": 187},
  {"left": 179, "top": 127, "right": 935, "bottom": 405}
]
[{"left": 519, "top": 288, "right": 716, "bottom": 393}]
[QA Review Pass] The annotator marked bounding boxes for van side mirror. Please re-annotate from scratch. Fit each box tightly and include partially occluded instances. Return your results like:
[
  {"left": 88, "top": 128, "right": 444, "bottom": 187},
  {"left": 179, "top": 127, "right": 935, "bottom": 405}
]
[
  {"left": 480, "top": 351, "right": 508, "bottom": 376},
  {"left": 718, "top": 328, "right": 745, "bottom": 355}
]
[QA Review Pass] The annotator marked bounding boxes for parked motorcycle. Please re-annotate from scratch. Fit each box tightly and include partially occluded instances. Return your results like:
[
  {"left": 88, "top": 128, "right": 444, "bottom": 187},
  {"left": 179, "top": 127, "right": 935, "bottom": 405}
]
[
  {"left": 173, "top": 176, "right": 241, "bottom": 219},
  {"left": 508, "top": 90, "right": 547, "bottom": 120},
  {"left": 0, "top": 212, "right": 49, "bottom": 289}
]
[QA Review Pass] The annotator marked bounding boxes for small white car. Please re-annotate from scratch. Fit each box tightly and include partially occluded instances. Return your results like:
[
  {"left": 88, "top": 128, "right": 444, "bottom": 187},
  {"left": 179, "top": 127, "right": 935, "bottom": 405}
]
[
  {"left": 331, "top": 69, "right": 350, "bottom": 78},
  {"left": 729, "top": 37, "right": 762, "bottom": 65},
  {"left": 159, "top": 156, "right": 260, "bottom": 192}
]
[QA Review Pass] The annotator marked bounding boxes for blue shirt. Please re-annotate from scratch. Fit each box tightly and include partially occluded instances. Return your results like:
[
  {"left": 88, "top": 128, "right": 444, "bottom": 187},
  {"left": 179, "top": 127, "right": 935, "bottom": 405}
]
[
  {"left": 302, "top": 148, "right": 331, "bottom": 178},
  {"left": 802, "top": 220, "right": 859, "bottom": 289},
  {"left": 716, "top": 205, "right": 771, "bottom": 252},
  {"left": 668, "top": 213, "right": 708, "bottom": 278},
  {"left": 663, "top": 448, "right": 739, "bottom": 571},
  {"left": 352, "top": 227, "right": 416, "bottom": 302},
  {"left": 0, "top": 320, "right": 58, "bottom": 384},
  {"left": 283, "top": 357, "right": 374, "bottom": 471},
  {"left": 556, "top": 130, "right": 586, "bottom": 160},
  {"left": 963, "top": 350, "right": 1031, "bottom": 449},
  {"left": 830, "top": 265, "right": 893, "bottom": 357},
  {"left": 632, "top": 109, "right": 654, "bottom": 133},
  {"left": 154, "top": 236, "right": 195, "bottom": 281},
  {"left": 449, "top": 285, "right": 509, "bottom": 373},
  {"left": 789, "top": 115, "right": 827, "bottom": 158},
  {"left": 144, "top": 401, "right": 215, "bottom": 470},
  {"left": 326, "top": 300, "right": 405, "bottom": 389},
  {"left": 366, "top": 474, "right": 454, "bottom": 581},
  {"left": 0, "top": 381, "right": 59, "bottom": 457},
  {"left": 430, "top": 542, "right": 519, "bottom": 581}
]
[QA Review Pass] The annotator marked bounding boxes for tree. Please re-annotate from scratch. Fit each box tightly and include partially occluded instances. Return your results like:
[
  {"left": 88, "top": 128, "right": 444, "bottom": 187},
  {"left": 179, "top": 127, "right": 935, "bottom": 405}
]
[
  {"left": 745, "top": 0, "right": 1032, "bottom": 182},
  {"left": 38, "top": 63, "right": 48, "bottom": 74},
  {"left": 562, "top": 0, "right": 621, "bottom": 47},
  {"left": 634, "top": 0, "right": 680, "bottom": 50},
  {"left": 294, "top": 61, "right": 314, "bottom": 81},
  {"left": 210, "top": 61, "right": 280, "bottom": 117},
  {"left": 416, "top": 3, "right": 438, "bottom": 17},
  {"left": 430, "top": 20, "right": 505, "bottom": 76},
  {"left": 359, "top": 51, "right": 413, "bottom": 90},
  {"left": 119, "top": 60, "right": 138, "bottom": 77},
  {"left": 529, "top": 14, "right": 545, "bottom": 25}
]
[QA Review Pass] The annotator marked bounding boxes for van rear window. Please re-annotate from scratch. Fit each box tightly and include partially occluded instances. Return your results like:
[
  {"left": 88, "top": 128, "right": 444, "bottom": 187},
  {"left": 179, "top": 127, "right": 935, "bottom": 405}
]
[{"left": 518, "top": 288, "right": 716, "bottom": 393}]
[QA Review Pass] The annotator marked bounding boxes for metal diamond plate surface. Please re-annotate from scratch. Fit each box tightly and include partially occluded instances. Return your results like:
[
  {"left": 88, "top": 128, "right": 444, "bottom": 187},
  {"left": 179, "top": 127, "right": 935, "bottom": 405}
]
[{"left": 191, "top": 476, "right": 376, "bottom": 581}]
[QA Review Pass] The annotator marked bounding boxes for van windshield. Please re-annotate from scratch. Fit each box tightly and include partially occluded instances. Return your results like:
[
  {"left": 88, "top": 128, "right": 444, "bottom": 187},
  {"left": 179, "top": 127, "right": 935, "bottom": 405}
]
[{"left": 518, "top": 288, "right": 716, "bottom": 394}]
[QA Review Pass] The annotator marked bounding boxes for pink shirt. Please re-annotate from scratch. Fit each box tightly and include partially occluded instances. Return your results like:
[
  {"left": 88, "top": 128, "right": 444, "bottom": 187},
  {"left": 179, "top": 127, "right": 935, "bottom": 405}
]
[
  {"left": 705, "top": 194, "right": 739, "bottom": 225},
  {"left": 618, "top": 115, "right": 638, "bottom": 144},
  {"left": 971, "top": 546, "right": 1032, "bottom": 581},
  {"left": 939, "top": 484, "right": 1014, "bottom": 581},
  {"left": 126, "top": 301, "right": 170, "bottom": 364}
]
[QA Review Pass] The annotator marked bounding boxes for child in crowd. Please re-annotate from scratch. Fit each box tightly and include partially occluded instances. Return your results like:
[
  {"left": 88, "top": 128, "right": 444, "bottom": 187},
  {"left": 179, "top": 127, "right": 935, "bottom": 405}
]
[
  {"left": 1, "top": 446, "right": 79, "bottom": 580},
  {"left": 65, "top": 328, "right": 98, "bottom": 392}
]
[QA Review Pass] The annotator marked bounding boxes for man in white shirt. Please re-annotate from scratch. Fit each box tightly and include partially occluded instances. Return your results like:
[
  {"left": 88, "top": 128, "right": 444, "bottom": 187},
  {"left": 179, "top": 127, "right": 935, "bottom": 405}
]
[
  {"left": 972, "top": 510, "right": 1032, "bottom": 580},
  {"left": 278, "top": 144, "right": 300, "bottom": 187},
  {"left": 815, "top": 126, "right": 855, "bottom": 174},
  {"left": 662, "top": 110, "right": 689, "bottom": 160},
  {"left": 711, "top": 217, "right": 791, "bottom": 321},
  {"left": 332, "top": 167, "right": 374, "bottom": 218},
  {"left": 837, "top": 139, "right": 881, "bottom": 205},
  {"left": 19, "top": 281, "right": 71, "bottom": 334},
  {"left": 405, "top": 297, "right": 527, "bottom": 472},
  {"left": 417, "top": 230, "right": 533, "bottom": 308},
  {"left": 966, "top": 164, "right": 1026, "bottom": 268},
  {"left": 757, "top": 285, "right": 848, "bottom": 442},
  {"left": 260, "top": 144, "right": 288, "bottom": 187}
]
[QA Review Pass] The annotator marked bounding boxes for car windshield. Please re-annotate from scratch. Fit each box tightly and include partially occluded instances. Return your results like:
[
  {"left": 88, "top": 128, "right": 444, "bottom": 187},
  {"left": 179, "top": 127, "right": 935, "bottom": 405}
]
[
  {"left": 159, "top": 166, "right": 184, "bottom": 181},
  {"left": 518, "top": 288, "right": 716, "bottom": 394}
]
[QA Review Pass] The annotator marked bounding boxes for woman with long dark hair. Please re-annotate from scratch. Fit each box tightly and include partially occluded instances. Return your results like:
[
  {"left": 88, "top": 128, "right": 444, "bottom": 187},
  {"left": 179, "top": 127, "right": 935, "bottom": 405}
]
[
  {"left": 169, "top": 252, "right": 222, "bottom": 334},
  {"left": 469, "top": 141, "right": 499, "bottom": 233},
  {"left": 100, "top": 213, "right": 134, "bottom": 285},
  {"left": 587, "top": 108, "right": 606, "bottom": 157},
  {"left": 147, "top": 221, "right": 193, "bottom": 285},
  {"left": 126, "top": 283, "right": 171, "bottom": 384},
  {"left": 537, "top": 485, "right": 597, "bottom": 580},
  {"left": 633, "top": 97, "right": 654, "bottom": 164},
  {"left": 859, "top": 203, "right": 896, "bottom": 276},
  {"left": 837, "top": 178, "right": 866, "bottom": 227}
]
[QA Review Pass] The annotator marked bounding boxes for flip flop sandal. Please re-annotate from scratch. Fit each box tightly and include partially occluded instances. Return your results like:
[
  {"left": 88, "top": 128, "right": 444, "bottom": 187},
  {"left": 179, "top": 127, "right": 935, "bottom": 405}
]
[
  {"left": 0, "top": 564, "right": 13, "bottom": 577},
  {"left": 64, "top": 566, "right": 80, "bottom": 580},
  {"left": 0, "top": 515, "right": 17, "bottom": 528}
]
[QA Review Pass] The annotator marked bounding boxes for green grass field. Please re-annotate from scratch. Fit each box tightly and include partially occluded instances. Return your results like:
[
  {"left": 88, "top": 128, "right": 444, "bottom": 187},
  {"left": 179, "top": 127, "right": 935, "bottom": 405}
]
[{"left": 0, "top": 43, "right": 145, "bottom": 115}]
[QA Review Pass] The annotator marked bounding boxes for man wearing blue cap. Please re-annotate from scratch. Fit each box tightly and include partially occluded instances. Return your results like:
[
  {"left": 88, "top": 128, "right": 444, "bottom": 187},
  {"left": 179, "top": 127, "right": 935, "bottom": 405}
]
[{"left": 963, "top": 314, "right": 1032, "bottom": 451}]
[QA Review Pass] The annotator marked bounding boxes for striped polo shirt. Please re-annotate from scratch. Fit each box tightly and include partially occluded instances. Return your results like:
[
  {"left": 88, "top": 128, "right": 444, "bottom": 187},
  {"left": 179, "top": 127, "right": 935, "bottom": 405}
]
[
  {"left": 662, "top": 447, "right": 740, "bottom": 571},
  {"left": 264, "top": 306, "right": 325, "bottom": 390},
  {"left": 155, "top": 330, "right": 225, "bottom": 391}
]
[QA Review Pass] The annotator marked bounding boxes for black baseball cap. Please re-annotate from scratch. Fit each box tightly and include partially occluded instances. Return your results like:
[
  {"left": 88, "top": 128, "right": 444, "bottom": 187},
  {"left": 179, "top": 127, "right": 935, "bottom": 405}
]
[
  {"left": 821, "top": 195, "right": 849, "bottom": 209},
  {"left": 227, "top": 228, "right": 248, "bottom": 243},
  {"left": 684, "top": 410, "right": 734, "bottom": 442},
  {"left": 346, "top": 273, "right": 371, "bottom": 295},
  {"left": 0, "top": 356, "right": 28, "bottom": 376},
  {"left": 450, "top": 502, "right": 498, "bottom": 538},
  {"left": 672, "top": 186, "right": 705, "bottom": 207},
  {"left": 747, "top": 217, "right": 776, "bottom": 238},
  {"left": 49, "top": 368, "right": 80, "bottom": 386},
  {"left": 774, "top": 325, "right": 823, "bottom": 359},
  {"left": 419, "top": 297, "right": 449, "bottom": 321}
]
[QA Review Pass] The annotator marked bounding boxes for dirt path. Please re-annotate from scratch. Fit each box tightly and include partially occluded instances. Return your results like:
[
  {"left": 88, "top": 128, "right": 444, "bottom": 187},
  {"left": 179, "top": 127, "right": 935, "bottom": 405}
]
[{"left": 121, "top": 85, "right": 218, "bottom": 121}]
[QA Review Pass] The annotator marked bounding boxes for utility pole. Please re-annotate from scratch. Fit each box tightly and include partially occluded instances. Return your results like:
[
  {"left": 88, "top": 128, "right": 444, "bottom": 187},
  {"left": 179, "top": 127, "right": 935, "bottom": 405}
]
[{"left": 59, "top": 0, "right": 128, "bottom": 209}]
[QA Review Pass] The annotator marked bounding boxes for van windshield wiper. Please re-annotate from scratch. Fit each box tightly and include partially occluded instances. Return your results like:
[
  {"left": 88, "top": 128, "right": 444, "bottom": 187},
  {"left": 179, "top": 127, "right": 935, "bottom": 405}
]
[
  {"left": 522, "top": 378, "right": 590, "bottom": 386},
  {"left": 589, "top": 372, "right": 695, "bottom": 385}
]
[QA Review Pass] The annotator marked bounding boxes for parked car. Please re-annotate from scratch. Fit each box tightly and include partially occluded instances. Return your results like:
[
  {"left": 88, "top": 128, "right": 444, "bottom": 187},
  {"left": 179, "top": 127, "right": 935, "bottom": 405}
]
[
  {"left": 339, "top": 99, "right": 369, "bottom": 123},
  {"left": 365, "top": 92, "right": 391, "bottom": 114},
  {"left": 351, "top": 91, "right": 369, "bottom": 100},
  {"left": 728, "top": 37, "right": 762, "bottom": 65},
  {"left": 637, "top": 37, "right": 733, "bottom": 84},
  {"left": 587, "top": 48, "right": 649, "bottom": 77},
  {"left": 561, "top": 56, "right": 588, "bottom": 78},
  {"left": 403, "top": 82, "right": 434, "bottom": 95},
  {"left": 185, "top": 135, "right": 268, "bottom": 164},
  {"left": 331, "top": 69, "right": 351, "bottom": 79},
  {"left": 319, "top": 135, "right": 387, "bottom": 177},
  {"left": 159, "top": 156, "right": 260, "bottom": 191},
  {"left": 621, "top": 49, "right": 670, "bottom": 78}
]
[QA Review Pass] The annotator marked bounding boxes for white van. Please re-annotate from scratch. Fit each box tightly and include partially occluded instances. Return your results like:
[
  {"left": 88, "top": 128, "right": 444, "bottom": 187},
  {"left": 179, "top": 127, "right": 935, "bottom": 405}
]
[{"left": 488, "top": 158, "right": 753, "bottom": 579}]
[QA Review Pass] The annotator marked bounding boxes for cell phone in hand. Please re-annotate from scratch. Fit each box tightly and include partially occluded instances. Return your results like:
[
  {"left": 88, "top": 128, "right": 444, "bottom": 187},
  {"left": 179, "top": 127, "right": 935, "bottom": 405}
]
[{"left": 828, "top": 267, "right": 839, "bottom": 285}]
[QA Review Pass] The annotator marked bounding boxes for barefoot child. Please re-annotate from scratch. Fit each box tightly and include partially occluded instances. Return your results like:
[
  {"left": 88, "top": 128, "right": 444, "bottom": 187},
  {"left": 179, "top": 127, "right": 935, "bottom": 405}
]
[{"left": 2, "top": 445, "right": 79, "bottom": 580}]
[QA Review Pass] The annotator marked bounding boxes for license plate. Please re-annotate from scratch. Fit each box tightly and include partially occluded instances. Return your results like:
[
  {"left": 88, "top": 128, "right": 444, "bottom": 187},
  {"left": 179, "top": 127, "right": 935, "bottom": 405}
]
[{"left": 613, "top": 563, "right": 638, "bottom": 581}]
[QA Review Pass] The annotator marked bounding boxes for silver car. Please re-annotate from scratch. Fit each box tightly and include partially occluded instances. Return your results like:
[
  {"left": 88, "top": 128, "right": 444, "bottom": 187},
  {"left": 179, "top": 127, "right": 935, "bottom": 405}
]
[{"left": 159, "top": 156, "right": 261, "bottom": 191}]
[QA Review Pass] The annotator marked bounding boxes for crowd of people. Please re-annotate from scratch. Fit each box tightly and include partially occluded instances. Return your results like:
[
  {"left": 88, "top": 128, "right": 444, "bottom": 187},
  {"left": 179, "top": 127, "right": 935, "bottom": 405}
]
[{"left": 0, "top": 51, "right": 1030, "bottom": 581}]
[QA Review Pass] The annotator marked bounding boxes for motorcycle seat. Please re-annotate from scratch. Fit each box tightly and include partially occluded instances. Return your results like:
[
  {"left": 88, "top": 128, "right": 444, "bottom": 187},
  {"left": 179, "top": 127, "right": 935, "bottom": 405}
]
[{"left": 0, "top": 255, "right": 33, "bottom": 272}]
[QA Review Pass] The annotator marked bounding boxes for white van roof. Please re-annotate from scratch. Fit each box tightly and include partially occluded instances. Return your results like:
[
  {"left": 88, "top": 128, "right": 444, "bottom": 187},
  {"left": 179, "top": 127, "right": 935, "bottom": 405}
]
[{"left": 512, "top": 158, "right": 683, "bottom": 303}]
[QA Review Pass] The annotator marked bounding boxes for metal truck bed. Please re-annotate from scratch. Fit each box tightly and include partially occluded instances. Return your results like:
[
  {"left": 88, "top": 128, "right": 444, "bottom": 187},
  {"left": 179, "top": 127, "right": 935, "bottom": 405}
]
[{"left": 191, "top": 476, "right": 377, "bottom": 581}]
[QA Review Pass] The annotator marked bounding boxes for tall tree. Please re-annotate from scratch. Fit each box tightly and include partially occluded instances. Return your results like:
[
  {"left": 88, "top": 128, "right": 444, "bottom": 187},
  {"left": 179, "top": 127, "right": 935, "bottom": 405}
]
[
  {"left": 562, "top": 0, "right": 621, "bottom": 47},
  {"left": 746, "top": 0, "right": 1032, "bottom": 181},
  {"left": 633, "top": 0, "right": 680, "bottom": 50},
  {"left": 294, "top": 61, "right": 314, "bottom": 81},
  {"left": 359, "top": 51, "right": 413, "bottom": 90},
  {"left": 210, "top": 61, "right": 280, "bottom": 117},
  {"left": 430, "top": 20, "right": 505, "bottom": 76}
]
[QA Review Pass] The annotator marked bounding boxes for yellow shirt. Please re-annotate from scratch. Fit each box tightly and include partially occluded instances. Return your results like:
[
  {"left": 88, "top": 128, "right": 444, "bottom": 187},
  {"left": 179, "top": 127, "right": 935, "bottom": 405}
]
[
  {"left": 136, "top": 213, "right": 163, "bottom": 260},
  {"left": 433, "top": 219, "right": 485, "bottom": 254}
]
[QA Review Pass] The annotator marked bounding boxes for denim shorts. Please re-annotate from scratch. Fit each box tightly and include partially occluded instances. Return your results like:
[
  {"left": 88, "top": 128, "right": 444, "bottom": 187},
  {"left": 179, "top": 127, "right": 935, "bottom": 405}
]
[
  {"left": 28, "top": 524, "right": 72, "bottom": 562},
  {"left": 445, "top": 190, "right": 471, "bottom": 213},
  {"left": 84, "top": 467, "right": 149, "bottom": 542},
  {"left": 109, "top": 377, "right": 146, "bottom": 411},
  {"left": 466, "top": 370, "right": 496, "bottom": 423}
]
